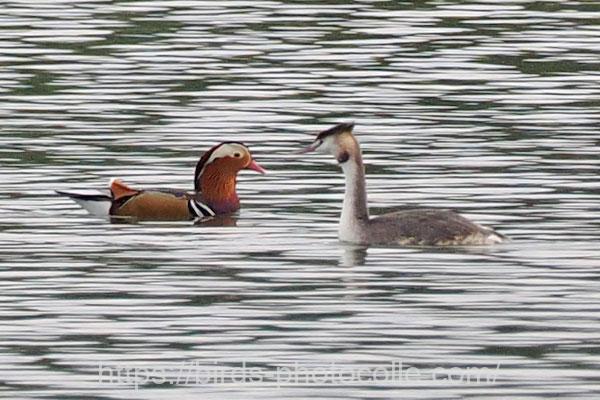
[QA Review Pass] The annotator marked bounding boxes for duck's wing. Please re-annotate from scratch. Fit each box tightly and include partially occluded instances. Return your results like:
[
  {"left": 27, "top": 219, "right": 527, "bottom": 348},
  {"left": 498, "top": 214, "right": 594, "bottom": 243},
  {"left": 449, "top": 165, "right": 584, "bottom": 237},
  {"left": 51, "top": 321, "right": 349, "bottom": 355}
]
[
  {"left": 368, "top": 208, "right": 504, "bottom": 245},
  {"left": 143, "top": 187, "right": 195, "bottom": 198},
  {"left": 58, "top": 179, "right": 214, "bottom": 220},
  {"left": 110, "top": 180, "right": 214, "bottom": 220}
]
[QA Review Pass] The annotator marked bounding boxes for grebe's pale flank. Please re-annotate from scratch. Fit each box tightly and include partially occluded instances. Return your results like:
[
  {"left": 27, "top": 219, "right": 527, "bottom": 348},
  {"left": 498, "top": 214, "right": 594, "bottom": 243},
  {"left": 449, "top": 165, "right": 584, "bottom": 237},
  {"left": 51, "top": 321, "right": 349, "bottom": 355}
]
[{"left": 300, "top": 122, "right": 505, "bottom": 246}]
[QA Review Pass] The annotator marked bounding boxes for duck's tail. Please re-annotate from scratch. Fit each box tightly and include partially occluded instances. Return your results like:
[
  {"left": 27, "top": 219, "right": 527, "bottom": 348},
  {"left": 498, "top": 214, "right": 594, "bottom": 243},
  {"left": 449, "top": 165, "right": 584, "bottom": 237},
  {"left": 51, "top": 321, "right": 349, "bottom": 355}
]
[{"left": 56, "top": 190, "right": 112, "bottom": 216}]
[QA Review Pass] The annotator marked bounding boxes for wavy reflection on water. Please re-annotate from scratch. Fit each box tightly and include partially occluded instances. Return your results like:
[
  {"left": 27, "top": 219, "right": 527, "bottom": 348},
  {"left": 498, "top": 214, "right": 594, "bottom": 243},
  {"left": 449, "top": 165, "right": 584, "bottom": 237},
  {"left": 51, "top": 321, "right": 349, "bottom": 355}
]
[{"left": 1, "top": 1, "right": 600, "bottom": 399}]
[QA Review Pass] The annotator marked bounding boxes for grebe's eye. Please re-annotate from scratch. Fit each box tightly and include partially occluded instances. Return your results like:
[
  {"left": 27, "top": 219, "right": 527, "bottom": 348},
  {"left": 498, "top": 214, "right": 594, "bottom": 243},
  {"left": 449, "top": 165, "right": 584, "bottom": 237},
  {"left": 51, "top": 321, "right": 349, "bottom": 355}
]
[{"left": 233, "top": 152, "right": 241, "bottom": 158}]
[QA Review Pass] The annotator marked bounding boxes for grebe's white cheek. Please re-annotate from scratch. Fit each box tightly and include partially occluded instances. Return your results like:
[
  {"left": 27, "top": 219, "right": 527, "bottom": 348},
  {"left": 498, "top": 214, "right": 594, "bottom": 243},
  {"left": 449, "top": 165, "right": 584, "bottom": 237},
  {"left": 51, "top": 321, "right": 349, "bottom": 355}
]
[{"left": 319, "top": 136, "right": 338, "bottom": 156}]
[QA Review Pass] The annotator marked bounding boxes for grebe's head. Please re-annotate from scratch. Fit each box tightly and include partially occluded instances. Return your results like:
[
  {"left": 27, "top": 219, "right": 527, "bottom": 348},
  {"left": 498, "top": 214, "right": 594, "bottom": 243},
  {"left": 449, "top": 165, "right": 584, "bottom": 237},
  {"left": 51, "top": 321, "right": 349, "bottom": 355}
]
[
  {"left": 299, "top": 122, "right": 359, "bottom": 165},
  {"left": 195, "top": 142, "right": 266, "bottom": 191}
]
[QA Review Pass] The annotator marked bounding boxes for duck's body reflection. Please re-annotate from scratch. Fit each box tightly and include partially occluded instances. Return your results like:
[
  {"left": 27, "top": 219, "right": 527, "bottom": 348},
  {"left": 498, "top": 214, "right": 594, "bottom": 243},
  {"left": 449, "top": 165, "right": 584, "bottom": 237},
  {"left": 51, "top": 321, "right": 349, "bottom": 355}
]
[
  {"left": 108, "top": 214, "right": 239, "bottom": 227},
  {"left": 194, "top": 215, "right": 238, "bottom": 227}
]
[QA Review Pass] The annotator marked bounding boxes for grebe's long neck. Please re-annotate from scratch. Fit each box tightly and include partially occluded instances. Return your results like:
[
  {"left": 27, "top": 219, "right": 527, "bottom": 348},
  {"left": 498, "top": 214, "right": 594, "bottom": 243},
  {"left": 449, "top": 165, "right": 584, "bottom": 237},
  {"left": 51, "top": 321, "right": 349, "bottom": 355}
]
[{"left": 339, "top": 151, "right": 369, "bottom": 240}]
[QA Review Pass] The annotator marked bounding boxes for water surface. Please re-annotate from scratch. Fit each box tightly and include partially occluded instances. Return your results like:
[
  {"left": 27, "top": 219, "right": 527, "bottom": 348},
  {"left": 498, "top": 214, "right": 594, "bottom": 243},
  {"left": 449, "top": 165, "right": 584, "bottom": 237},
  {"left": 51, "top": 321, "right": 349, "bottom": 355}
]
[{"left": 1, "top": 1, "right": 600, "bottom": 399}]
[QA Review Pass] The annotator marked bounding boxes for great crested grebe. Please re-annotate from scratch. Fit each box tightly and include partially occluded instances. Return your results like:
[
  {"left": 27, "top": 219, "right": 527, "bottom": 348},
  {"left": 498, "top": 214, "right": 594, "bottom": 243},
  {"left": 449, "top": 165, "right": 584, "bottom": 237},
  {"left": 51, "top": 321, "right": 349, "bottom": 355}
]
[
  {"left": 57, "top": 142, "right": 266, "bottom": 220},
  {"left": 300, "top": 122, "right": 505, "bottom": 246}
]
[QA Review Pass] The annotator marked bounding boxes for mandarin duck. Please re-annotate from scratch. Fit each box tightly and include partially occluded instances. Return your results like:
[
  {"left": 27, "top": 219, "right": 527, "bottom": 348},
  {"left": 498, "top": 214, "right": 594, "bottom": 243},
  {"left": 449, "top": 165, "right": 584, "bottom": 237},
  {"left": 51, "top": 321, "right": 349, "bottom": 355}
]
[{"left": 57, "top": 142, "right": 265, "bottom": 220}]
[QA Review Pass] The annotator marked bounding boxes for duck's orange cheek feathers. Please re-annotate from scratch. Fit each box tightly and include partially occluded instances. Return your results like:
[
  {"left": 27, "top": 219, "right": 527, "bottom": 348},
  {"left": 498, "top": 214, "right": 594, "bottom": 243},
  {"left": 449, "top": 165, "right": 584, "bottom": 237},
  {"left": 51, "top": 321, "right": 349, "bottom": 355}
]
[{"left": 207, "top": 157, "right": 245, "bottom": 174}]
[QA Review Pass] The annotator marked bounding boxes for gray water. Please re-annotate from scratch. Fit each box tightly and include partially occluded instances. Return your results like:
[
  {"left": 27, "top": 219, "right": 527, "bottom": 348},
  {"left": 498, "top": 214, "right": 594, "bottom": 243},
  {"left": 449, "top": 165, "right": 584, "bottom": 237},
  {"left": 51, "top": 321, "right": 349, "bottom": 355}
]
[{"left": 1, "top": 1, "right": 600, "bottom": 399}]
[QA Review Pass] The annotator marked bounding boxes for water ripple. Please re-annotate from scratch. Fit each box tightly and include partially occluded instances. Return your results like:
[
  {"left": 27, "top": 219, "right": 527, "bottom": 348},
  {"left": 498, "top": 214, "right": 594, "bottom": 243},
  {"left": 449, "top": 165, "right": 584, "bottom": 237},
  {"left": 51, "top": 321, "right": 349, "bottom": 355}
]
[{"left": 1, "top": 1, "right": 600, "bottom": 399}]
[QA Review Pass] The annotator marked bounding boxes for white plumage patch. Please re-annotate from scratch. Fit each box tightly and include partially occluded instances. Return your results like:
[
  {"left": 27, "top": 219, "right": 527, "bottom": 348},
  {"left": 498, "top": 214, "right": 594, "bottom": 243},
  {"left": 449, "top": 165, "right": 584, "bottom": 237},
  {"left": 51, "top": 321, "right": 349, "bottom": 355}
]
[
  {"left": 206, "top": 143, "right": 247, "bottom": 165},
  {"left": 485, "top": 232, "right": 506, "bottom": 244},
  {"left": 72, "top": 197, "right": 111, "bottom": 216},
  {"left": 57, "top": 189, "right": 111, "bottom": 217}
]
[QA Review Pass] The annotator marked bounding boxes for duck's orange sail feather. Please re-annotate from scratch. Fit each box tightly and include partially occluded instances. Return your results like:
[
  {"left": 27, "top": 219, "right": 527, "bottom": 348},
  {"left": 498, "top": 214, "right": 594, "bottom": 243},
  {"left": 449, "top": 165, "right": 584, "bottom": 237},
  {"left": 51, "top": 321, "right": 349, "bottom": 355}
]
[{"left": 110, "top": 179, "right": 139, "bottom": 200}]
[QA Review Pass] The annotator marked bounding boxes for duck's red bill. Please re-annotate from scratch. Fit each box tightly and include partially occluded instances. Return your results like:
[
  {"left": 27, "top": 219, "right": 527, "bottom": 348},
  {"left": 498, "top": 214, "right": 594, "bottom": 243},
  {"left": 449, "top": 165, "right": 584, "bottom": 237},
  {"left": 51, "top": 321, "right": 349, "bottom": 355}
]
[{"left": 246, "top": 159, "right": 267, "bottom": 174}]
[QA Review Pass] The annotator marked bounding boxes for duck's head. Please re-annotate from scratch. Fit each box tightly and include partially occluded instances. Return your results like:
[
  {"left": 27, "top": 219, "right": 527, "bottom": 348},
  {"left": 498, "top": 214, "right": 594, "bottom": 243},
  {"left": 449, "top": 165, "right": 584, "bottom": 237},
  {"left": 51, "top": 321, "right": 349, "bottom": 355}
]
[
  {"left": 195, "top": 142, "right": 265, "bottom": 191},
  {"left": 299, "top": 122, "right": 359, "bottom": 165}
]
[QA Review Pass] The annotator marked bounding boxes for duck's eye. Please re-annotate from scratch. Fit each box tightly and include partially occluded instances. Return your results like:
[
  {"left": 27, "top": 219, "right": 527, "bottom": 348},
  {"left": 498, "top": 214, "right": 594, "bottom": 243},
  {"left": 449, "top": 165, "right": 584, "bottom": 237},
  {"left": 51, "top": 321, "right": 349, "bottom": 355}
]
[{"left": 233, "top": 152, "right": 241, "bottom": 158}]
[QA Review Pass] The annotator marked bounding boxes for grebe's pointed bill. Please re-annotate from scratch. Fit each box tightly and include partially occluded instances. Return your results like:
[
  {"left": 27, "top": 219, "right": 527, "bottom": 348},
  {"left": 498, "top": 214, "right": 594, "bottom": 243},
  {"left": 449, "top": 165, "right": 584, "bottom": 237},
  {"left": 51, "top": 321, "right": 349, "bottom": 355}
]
[
  {"left": 246, "top": 159, "right": 267, "bottom": 174},
  {"left": 297, "top": 139, "right": 323, "bottom": 154},
  {"left": 296, "top": 122, "right": 355, "bottom": 154}
]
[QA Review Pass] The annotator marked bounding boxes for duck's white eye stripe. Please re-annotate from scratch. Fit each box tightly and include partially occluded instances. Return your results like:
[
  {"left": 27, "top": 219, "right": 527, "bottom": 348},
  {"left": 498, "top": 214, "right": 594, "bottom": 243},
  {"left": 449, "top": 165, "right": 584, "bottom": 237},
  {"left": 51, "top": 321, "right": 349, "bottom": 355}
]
[{"left": 206, "top": 144, "right": 247, "bottom": 165}]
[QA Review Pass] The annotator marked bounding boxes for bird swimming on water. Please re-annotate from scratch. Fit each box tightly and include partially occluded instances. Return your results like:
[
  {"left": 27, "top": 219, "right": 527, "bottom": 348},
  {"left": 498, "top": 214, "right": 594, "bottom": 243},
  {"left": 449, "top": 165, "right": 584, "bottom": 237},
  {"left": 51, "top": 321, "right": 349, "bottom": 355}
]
[
  {"left": 299, "top": 122, "right": 506, "bottom": 246},
  {"left": 57, "top": 142, "right": 266, "bottom": 221}
]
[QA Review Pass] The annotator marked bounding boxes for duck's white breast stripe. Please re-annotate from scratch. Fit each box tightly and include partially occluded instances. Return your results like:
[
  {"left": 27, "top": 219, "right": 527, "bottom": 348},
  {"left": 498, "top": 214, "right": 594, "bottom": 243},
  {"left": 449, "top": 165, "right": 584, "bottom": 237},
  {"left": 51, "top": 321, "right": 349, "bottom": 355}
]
[
  {"left": 188, "top": 200, "right": 202, "bottom": 217},
  {"left": 196, "top": 201, "right": 215, "bottom": 216},
  {"left": 188, "top": 200, "right": 215, "bottom": 217}
]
